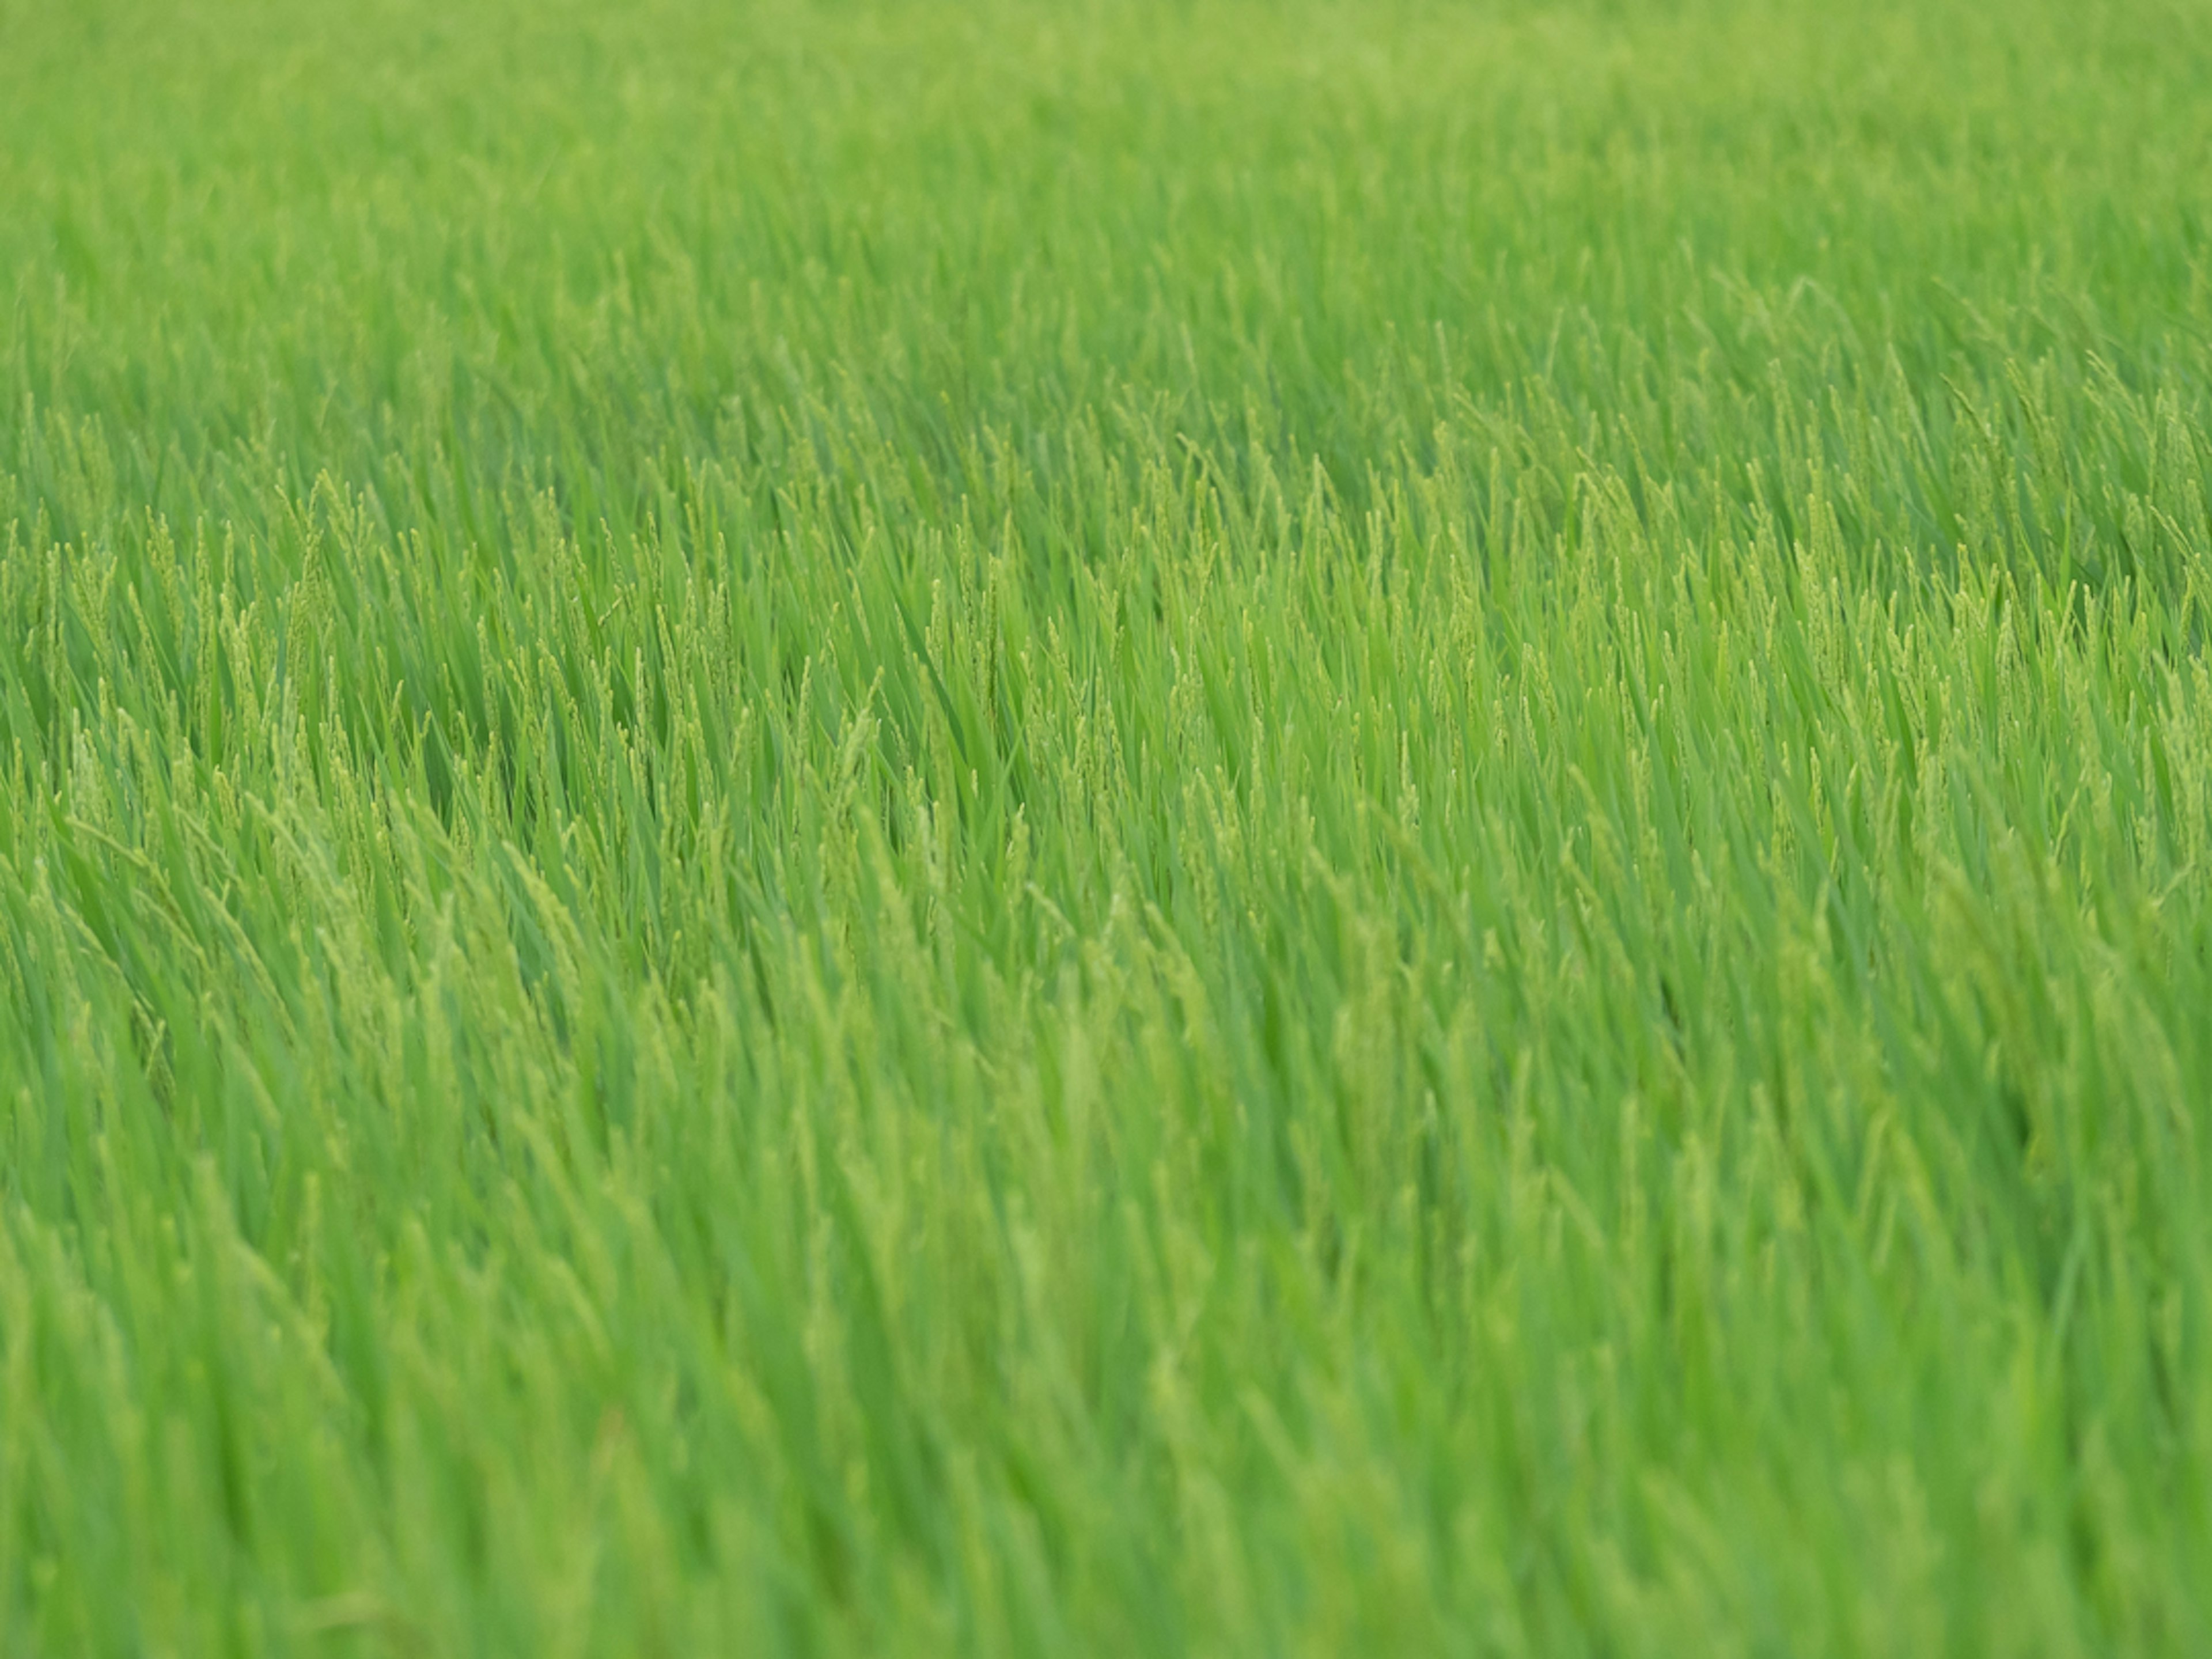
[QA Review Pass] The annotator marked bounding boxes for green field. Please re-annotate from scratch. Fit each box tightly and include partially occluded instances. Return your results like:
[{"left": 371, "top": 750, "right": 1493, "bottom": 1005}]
[{"left": 6, "top": 0, "right": 2212, "bottom": 1652}]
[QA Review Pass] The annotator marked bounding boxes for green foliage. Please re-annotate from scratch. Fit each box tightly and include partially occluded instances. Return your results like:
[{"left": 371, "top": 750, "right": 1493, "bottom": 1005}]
[{"left": 5, "top": 0, "right": 2212, "bottom": 1651}]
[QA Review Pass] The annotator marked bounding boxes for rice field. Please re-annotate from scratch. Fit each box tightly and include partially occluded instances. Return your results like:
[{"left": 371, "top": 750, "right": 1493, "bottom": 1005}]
[{"left": 5, "top": 0, "right": 2212, "bottom": 1652}]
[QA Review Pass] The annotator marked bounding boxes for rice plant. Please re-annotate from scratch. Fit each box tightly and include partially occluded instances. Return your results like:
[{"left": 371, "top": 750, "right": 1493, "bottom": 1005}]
[{"left": 5, "top": 0, "right": 2211, "bottom": 1652}]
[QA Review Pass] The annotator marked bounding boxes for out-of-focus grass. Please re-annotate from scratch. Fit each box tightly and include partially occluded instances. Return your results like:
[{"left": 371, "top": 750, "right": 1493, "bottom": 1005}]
[{"left": 5, "top": 0, "right": 2212, "bottom": 1652}]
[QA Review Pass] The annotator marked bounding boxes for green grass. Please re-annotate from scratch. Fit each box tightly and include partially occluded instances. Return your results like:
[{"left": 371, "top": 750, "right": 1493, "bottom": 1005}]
[{"left": 5, "top": 0, "right": 2212, "bottom": 1651}]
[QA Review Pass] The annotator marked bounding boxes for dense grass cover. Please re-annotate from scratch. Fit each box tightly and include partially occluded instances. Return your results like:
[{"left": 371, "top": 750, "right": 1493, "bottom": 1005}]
[{"left": 5, "top": 0, "right": 2212, "bottom": 1651}]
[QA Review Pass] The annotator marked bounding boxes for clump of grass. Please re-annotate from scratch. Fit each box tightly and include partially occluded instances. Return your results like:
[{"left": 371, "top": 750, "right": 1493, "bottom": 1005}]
[{"left": 5, "top": 0, "right": 2212, "bottom": 1652}]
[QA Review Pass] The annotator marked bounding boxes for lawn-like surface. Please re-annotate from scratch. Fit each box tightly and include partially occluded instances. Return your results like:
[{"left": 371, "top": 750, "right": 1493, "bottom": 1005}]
[{"left": 5, "top": 0, "right": 2212, "bottom": 1652}]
